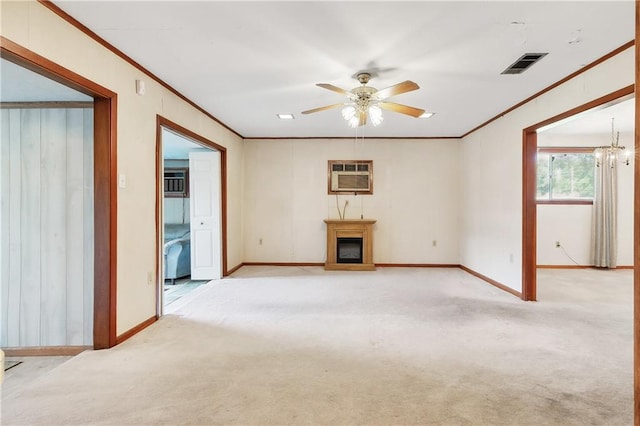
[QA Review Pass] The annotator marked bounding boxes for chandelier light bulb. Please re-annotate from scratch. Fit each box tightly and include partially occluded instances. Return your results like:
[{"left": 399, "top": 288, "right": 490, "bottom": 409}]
[
  {"left": 596, "top": 117, "right": 630, "bottom": 168},
  {"left": 348, "top": 115, "right": 360, "bottom": 128}
]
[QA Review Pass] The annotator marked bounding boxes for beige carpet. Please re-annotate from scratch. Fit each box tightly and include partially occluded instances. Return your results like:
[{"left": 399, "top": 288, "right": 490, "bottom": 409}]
[{"left": 1, "top": 266, "right": 633, "bottom": 425}]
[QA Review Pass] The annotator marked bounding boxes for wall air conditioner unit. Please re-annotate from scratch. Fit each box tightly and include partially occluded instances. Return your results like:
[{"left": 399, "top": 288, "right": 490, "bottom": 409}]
[
  {"left": 164, "top": 168, "right": 189, "bottom": 198},
  {"left": 328, "top": 160, "right": 373, "bottom": 195}
]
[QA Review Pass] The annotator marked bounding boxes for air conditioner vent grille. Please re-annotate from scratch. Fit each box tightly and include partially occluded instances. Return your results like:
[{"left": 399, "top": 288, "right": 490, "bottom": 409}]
[{"left": 501, "top": 53, "right": 548, "bottom": 75}]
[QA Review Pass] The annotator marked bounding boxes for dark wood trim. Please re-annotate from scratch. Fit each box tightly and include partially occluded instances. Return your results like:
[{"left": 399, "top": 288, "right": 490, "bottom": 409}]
[
  {"left": 376, "top": 263, "right": 460, "bottom": 268},
  {"left": 155, "top": 117, "right": 162, "bottom": 317},
  {"left": 212, "top": 262, "right": 631, "bottom": 272},
  {"left": 2, "top": 346, "right": 91, "bottom": 357},
  {"left": 93, "top": 97, "right": 118, "bottom": 349},
  {"left": 0, "top": 101, "right": 93, "bottom": 109},
  {"left": 242, "top": 262, "right": 325, "bottom": 267},
  {"left": 116, "top": 316, "right": 158, "bottom": 345},
  {"left": 634, "top": 2, "right": 640, "bottom": 424},
  {"left": 156, "top": 116, "right": 229, "bottom": 282},
  {"left": 244, "top": 136, "right": 461, "bottom": 141},
  {"left": 459, "top": 265, "right": 523, "bottom": 299},
  {"left": 36, "top": 0, "right": 242, "bottom": 139},
  {"left": 220, "top": 150, "right": 228, "bottom": 276},
  {"left": 226, "top": 263, "right": 244, "bottom": 275},
  {"left": 536, "top": 200, "right": 593, "bottom": 206},
  {"left": 463, "top": 41, "right": 635, "bottom": 138},
  {"left": 523, "top": 130, "right": 538, "bottom": 301},
  {"left": 1, "top": 37, "right": 118, "bottom": 350}
]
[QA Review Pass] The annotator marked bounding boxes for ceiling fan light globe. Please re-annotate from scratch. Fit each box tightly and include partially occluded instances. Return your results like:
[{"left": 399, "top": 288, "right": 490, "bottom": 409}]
[
  {"left": 348, "top": 116, "right": 360, "bottom": 128},
  {"left": 368, "top": 105, "right": 384, "bottom": 126},
  {"left": 342, "top": 105, "right": 356, "bottom": 121}
]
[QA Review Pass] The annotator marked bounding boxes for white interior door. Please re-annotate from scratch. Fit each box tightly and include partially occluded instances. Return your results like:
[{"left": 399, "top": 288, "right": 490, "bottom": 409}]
[{"left": 189, "top": 151, "right": 221, "bottom": 280}]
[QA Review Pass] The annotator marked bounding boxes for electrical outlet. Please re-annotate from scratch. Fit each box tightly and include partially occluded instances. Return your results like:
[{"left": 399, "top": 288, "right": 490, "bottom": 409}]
[{"left": 555, "top": 241, "right": 561, "bottom": 248}]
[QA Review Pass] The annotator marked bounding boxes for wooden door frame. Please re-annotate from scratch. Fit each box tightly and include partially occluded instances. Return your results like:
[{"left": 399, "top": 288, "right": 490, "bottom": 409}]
[
  {"left": 155, "top": 115, "right": 228, "bottom": 317},
  {"left": 634, "top": 2, "right": 639, "bottom": 423},
  {"left": 1, "top": 37, "right": 118, "bottom": 349},
  {"left": 522, "top": 85, "right": 634, "bottom": 302}
]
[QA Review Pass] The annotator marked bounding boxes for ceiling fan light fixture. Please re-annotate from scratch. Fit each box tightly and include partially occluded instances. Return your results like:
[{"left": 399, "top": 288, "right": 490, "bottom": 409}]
[{"left": 304, "top": 73, "right": 424, "bottom": 128}]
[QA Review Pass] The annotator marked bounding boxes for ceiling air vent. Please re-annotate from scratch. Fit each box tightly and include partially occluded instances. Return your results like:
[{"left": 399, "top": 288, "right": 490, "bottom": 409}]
[{"left": 501, "top": 53, "right": 548, "bottom": 75}]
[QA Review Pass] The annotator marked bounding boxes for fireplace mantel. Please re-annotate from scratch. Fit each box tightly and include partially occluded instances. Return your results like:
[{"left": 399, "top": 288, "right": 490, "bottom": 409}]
[{"left": 324, "top": 219, "right": 376, "bottom": 271}]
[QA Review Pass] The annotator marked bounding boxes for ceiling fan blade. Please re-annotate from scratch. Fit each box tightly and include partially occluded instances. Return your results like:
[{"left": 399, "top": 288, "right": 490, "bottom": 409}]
[
  {"left": 379, "top": 102, "right": 425, "bottom": 118},
  {"left": 358, "top": 111, "right": 367, "bottom": 126},
  {"left": 375, "top": 81, "right": 420, "bottom": 99},
  {"left": 316, "top": 83, "right": 352, "bottom": 96},
  {"left": 301, "top": 103, "right": 344, "bottom": 114}
]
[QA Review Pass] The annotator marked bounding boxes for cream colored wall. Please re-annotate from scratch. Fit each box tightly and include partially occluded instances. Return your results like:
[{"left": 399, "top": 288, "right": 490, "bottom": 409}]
[
  {"left": 460, "top": 47, "right": 635, "bottom": 291},
  {"left": 1, "top": 1, "right": 244, "bottom": 335},
  {"left": 243, "top": 138, "right": 461, "bottom": 264},
  {"left": 536, "top": 133, "right": 634, "bottom": 266}
]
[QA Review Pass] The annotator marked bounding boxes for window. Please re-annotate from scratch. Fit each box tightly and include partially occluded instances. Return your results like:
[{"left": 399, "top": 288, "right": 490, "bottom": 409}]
[{"left": 536, "top": 148, "right": 595, "bottom": 203}]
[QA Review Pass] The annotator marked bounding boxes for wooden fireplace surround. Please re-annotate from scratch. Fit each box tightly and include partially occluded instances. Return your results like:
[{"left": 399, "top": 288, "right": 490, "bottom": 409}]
[{"left": 324, "top": 219, "right": 376, "bottom": 271}]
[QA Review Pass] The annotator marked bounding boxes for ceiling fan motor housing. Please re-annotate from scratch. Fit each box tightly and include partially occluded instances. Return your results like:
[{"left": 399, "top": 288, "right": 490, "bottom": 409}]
[{"left": 357, "top": 72, "right": 372, "bottom": 85}]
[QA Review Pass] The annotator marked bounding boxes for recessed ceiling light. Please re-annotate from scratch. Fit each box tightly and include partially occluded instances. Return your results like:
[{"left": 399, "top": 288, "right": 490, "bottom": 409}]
[
  {"left": 419, "top": 112, "right": 435, "bottom": 119},
  {"left": 277, "top": 114, "right": 295, "bottom": 120}
]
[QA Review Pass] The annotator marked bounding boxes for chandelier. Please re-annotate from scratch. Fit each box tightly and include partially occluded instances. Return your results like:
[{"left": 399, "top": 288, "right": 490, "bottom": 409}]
[{"left": 595, "top": 118, "right": 630, "bottom": 168}]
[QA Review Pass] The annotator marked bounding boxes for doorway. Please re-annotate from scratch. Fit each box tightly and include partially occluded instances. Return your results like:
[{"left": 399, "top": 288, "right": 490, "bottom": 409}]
[
  {"left": 522, "top": 85, "right": 634, "bottom": 301},
  {"left": 156, "top": 117, "right": 227, "bottom": 316}
]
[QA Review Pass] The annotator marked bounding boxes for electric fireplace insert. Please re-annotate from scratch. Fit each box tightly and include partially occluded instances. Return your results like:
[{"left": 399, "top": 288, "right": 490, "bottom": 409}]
[{"left": 336, "top": 237, "right": 363, "bottom": 264}]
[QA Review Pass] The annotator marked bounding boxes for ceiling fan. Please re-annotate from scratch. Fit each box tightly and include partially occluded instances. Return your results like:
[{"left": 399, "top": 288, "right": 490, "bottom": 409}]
[{"left": 302, "top": 72, "right": 426, "bottom": 128}]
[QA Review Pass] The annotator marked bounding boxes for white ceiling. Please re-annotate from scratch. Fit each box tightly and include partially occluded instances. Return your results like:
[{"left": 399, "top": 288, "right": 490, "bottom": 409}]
[
  {"left": 0, "top": 58, "right": 92, "bottom": 102},
  {"left": 162, "top": 128, "right": 213, "bottom": 160},
  {"left": 32, "top": 2, "right": 638, "bottom": 138}
]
